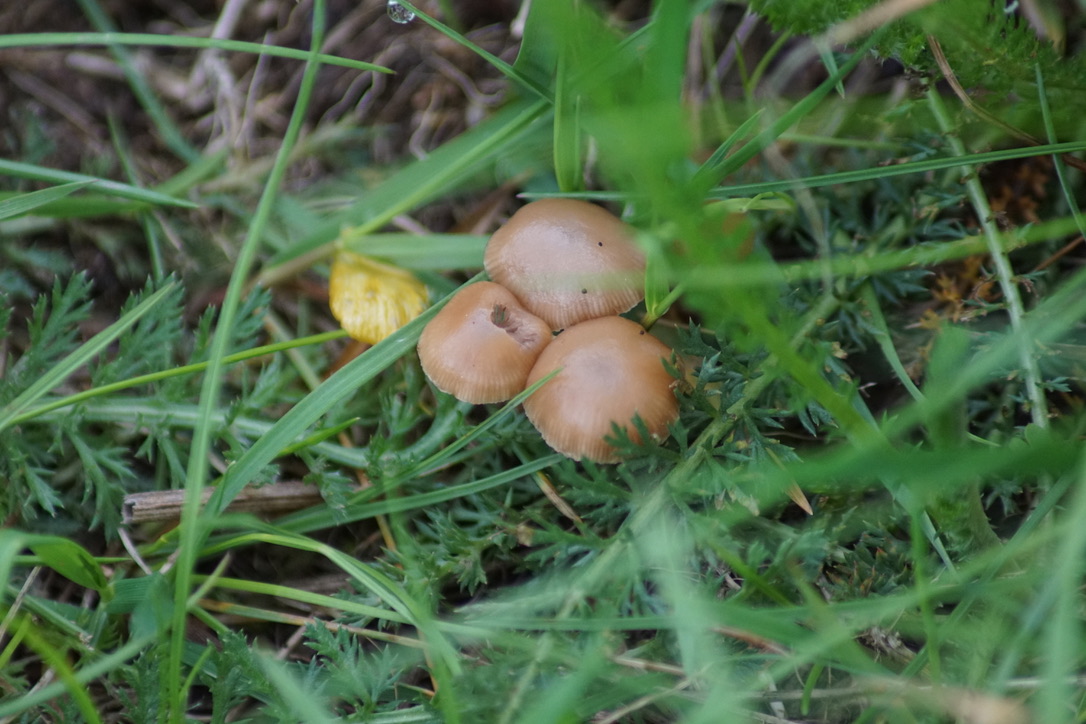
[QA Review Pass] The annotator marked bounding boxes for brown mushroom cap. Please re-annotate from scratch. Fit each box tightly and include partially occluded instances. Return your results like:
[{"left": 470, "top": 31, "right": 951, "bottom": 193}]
[
  {"left": 484, "top": 199, "right": 646, "bottom": 331},
  {"left": 418, "top": 281, "right": 553, "bottom": 404},
  {"left": 523, "top": 316, "right": 678, "bottom": 463}
]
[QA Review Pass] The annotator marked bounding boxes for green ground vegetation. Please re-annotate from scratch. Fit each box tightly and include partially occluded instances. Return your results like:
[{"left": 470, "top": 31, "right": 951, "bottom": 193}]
[{"left": 2, "top": 0, "right": 1086, "bottom": 721}]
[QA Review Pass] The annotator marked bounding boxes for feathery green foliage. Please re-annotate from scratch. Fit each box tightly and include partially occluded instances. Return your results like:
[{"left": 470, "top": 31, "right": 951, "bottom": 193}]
[{"left": 2, "top": 0, "right": 1086, "bottom": 721}]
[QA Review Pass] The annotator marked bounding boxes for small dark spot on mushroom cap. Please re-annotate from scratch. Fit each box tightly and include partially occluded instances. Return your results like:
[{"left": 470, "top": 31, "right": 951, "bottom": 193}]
[
  {"left": 418, "top": 282, "right": 553, "bottom": 404},
  {"left": 639, "top": 330, "right": 645, "bottom": 335},
  {"left": 483, "top": 199, "right": 646, "bottom": 330}
]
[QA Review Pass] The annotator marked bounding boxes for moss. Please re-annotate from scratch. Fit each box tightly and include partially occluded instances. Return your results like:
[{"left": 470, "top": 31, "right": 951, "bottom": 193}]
[{"left": 751, "top": 0, "right": 1086, "bottom": 112}]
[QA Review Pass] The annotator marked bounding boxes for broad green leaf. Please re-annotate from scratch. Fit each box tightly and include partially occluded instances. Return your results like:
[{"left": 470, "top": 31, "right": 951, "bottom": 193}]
[
  {"left": 0, "top": 530, "right": 27, "bottom": 603},
  {"left": 26, "top": 535, "right": 108, "bottom": 592},
  {"left": 511, "top": 0, "right": 557, "bottom": 90},
  {"left": 107, "top": 575, "right": 174, "bottom": 638}
]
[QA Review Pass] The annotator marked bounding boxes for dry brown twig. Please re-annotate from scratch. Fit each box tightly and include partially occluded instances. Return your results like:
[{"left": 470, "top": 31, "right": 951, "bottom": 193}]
[{"left": 122, "top": 481, "right": 330, "bottom": 525}]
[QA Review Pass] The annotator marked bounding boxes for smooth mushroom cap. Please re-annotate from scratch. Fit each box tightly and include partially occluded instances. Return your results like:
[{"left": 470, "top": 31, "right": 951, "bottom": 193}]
[
  {"left": 484, "top": 199, "right": 646, "bottom": 331},
  {"left": 523, "top": 316, "right": 678, "bottom": 463},
  {"left": 418, "top": 281, "right": 553, "bottom": 404}
]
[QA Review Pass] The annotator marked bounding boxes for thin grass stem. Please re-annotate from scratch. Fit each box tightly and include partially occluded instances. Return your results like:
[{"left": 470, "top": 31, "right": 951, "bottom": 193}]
[
  {"left": 925, "top": 86, "right": 1049, "bottom": 429},
  {"left": 1034, "top": 65, "right": 1086, "bottom": 241},
  {"left": 8, "top": 330, "right": 347, "bottom": 426},
  {"left": 167, "top": 3, "right": 328, "bottom": 720},
  {"left": 73, "top": 0, "right": 201, "bottom": 162}
]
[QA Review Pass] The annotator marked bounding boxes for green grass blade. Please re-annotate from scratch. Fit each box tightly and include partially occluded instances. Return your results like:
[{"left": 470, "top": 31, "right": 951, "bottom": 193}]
[
  {"left": 638, "top": 513, "right": 734, "bottom": 688},
  {"left": 0, "top": 195, "right": 149, "bottom": 218},
  {"left": 0, "top": 182, "right": 93, "bottom": 220},
  {"left": 708, "top": 140, "right": 1086, "bottom": 198},
  {"left": 153, "top": 149, "right": 228, "bottom": 197},
  {"left": 681, "top": 215, "right": 1080, "bottom": 289},
  {"left": 106, "top": 114, "right": 166, "bottom": 279},
  {"left": 1037, "top": 453, "right": 1086, "bottom": 721},
  {"left": 926, "top": 86, "right": 1048, "bottom": 428},
  {"left": 859, "top": 283, "right": 924, "bottom": 402},
  {"left": 400, "top": 371, "right": 558, "bottom": 479},
  {"left": 692, "top": 109, "right": 765, "bottom": 186},
  {"left": 337, "top": 232, "right": 487, "bottom": 271},
  {"left": 206, "top": 285, "right": 454, "bottom": 514},
  {"left": 0, "top": 282, "right": 177, "bottom": 433},
  {"left": 167, "top": 2, "right": 328, "bottom": 719},
  {"left": 49, "top": 398, "right": 370, "bottom": 469},
  {"left": 73, "top": 0, "right": 201, "bottom": 162},
  {"left": 278, "top": 418, "right": 358, "bottom": 456},
  {"left": 553, "top": 50, "right": 583, "bottom": 194},
  {"left": 816, "top": 40, "right": 846, "bottom": 97},
  {"left": 1, "top": 151, "right": 221, "bottom": 220},
  {"left": 200, "top": 530, "right": 461, "bottom": 674},
  {"left": 255, "top": 653, "right": 338, "bottom": 724},
  {"left": 694, "top": 34, "right": 880, "bottom": 190},
  {"left": 0, "top": 634, "right": 154, "bottom": 719},
  {"left": 272, "top": 454, "right": 562, "bottom": 535},
  {"left": 394, "top": 1, "right": 550, "bottom": 100},
  {"left": 7, "top": 330, "right": 346, "bottom": 426},
  {"left": 192, "top": 576, "right": 410, "bottom": 624},
  {"left": 1035, "top": 65, "right": 1086, "bottom": 240},
  {"left": 258, "top": 99, "right": 548, "bottom": 284},
  {"left": 0, "top": 32, "right": 391, "bottom": 74},
  {"left": 0, "top": 530, "right": 28, "bottom": 606},
  {"left": 0, "top": 160, "right": 198, "bottom": 208},
  {"left": 17, "top": 626, "right": 102, "bottom": 724}
]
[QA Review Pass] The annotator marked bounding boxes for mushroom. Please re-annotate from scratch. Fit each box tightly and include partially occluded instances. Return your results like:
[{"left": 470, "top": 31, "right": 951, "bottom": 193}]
[
  {"left": 484, "top": 198, "right": 646, "bottom": 331},
  {"left": 418, "top": 281, "right": 553, "bottom": 404},
  {"left": 523, "top": 316, "right": 678, "bottom": 463}
]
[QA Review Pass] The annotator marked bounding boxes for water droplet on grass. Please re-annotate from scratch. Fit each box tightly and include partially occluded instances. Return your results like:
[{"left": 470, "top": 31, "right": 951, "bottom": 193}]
[{"left": 386, "top": 1, "right": 416, "bottom": 23}]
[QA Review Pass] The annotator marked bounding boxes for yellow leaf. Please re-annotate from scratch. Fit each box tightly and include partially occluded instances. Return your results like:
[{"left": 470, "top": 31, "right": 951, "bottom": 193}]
[{"left": 329, "top": 251, "right": 428, "bottom": 344}]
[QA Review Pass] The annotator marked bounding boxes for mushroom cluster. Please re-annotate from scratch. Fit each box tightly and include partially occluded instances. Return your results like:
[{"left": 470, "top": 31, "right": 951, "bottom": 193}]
[{"left": 418, "top": 198, "right": 679, "bottom": 463}]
